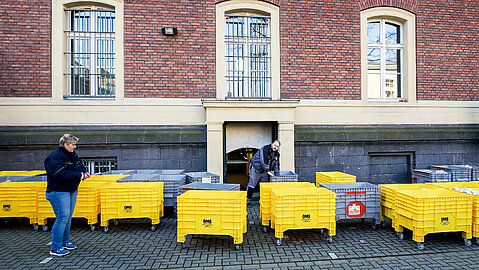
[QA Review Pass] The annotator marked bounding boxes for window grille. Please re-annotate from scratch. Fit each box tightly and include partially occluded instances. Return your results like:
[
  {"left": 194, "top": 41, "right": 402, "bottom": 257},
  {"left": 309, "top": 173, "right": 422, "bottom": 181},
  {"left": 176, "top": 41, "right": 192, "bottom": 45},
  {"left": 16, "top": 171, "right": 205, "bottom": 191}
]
[
  {"left": 65, "top": 8, "right": 116, "bottom": 98},
  {"left": 225, "top": 15, "right": 271, "bottom": 98},
  {"left": 82, "top": 158, "right": 117, "bottom": 174}
]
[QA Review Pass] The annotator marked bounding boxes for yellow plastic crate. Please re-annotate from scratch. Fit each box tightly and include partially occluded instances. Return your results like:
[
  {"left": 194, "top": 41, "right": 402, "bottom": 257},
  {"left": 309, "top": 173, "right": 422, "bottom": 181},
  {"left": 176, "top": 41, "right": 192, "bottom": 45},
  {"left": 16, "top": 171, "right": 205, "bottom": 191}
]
[
  {"left": 177, "top": 190, "right": 247, "bottom": 247},
  {"left": 315, "top": 172, "right": 356, "bottom": 186},
  {"left": 271, "top": 187, "right": 336, "bottom": 244},
  {"left": 0, "top": 170, "right": 45, "bottom": 176},
  {"left": 37, "top": 181, "right": 109, "bottom": 231},
  {"left": 259, "top": 182, "right": 316, "bottom": 226},
  {"left": 394, "top": 189, "right": 472, "bottom": 246},
  {"left": 0, "top": 182, "right": 46, "bottom": 228},
  {"left": 428, "top": 181, "right": 479, "bottom": 190},
  {"left": 378, "top": 183, "right": 444, "bottom": 228},
  {"left": 100, "top": 182, "right": 164, "bottom": 232}
]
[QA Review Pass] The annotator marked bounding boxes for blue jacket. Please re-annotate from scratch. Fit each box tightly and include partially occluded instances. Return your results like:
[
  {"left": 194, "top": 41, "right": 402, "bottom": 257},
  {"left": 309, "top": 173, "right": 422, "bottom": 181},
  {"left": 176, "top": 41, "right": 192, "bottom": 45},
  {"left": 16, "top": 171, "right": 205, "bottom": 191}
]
[
  {"left": 250, "top": 144, "right": 280, "bottom": 175},
  {"left": 44, "top": 147, "right": 86, "bottom": 193}
]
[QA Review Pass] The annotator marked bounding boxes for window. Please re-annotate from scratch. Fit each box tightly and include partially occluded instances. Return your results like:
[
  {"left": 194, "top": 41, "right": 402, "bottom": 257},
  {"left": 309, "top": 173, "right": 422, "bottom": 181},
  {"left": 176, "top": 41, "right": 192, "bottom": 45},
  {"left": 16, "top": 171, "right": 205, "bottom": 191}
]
[
  {"left": 82, "top": 157, "right": 117, "bottom": 174},
  {"left": 65, "top": 8, "right": 116, "bottom": 98},
  {"left": 360, "top": 7, "right": 416, "bottom": 102},
  {"left": 225, "top": 14, "right": 271, "bottom": 98},
  {"left": 367, "top": 20, "right": 402, "bottom": 99},
  {"left": 216, "top": 0, "right": 280, "bottom": 100}
]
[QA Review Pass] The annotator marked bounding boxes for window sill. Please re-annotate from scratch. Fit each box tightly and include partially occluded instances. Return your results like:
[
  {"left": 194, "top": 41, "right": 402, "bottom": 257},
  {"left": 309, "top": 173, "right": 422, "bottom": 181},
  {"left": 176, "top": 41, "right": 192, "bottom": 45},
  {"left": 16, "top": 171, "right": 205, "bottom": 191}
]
[
  {"left": 368, "top": 98, "right": 406, "bottom": 103},
  {"left": 63, "top": 95, "right": 116, "bottom": 100}
]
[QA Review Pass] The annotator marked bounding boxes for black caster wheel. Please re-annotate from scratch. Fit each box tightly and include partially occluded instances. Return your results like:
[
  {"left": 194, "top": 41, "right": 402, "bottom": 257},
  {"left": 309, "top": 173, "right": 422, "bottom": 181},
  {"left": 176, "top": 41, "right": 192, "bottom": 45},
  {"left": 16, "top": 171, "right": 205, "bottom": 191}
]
[
  {"left": 417, "top": 242, "right": 424, "bottom": 250},
  {"left": 235, "top": 244, "right": 240, "bottom": 250},
  {"left": 90, "top": 224, "right": 96, "bottom": 231},
  {"left": 262, "top": 226, "right": 268, "bottom": 233},
  {"left": 103, "top": 226, "right": 109, "bottom": 233},
  {"left": 151, "top": 225, "right": 157, "bottom": 232},
  {"left": 113, "top": 220, "right": 119, "bottom": 226},
  {"left": 475, "top": 238, "right": 479, "bottom": 245},
  {"left": 181, "top": 243, "right": 186, "bottom": 249},
  {"left": 381, "top": 221, "right": 386, "bottom": 228},
  {"left": 33, "top": 224, "right": 39, "bottom": 231},
  {"left": 372, "top": 225, "right": 377, "bottom": 230},
  {"left": 464, "top": 239, "right": 472, "bottom": 247},
  {"left": 397, "top": 232, "right": 404, "bottom": 240},
  {"left": 327, "top": 237, "right": 333, "bottom": 244},
  {"left": 42, "top": 225, "right": 48, "bottom": 232},
  {"left": 276, "top": 238, "right": 283, "bottom": 246}
]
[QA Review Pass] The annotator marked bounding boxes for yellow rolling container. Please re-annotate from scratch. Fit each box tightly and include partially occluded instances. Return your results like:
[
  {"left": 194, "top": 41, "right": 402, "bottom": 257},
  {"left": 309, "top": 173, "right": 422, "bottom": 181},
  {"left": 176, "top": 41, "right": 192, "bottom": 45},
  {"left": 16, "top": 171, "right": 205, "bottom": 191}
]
[
  {"left": 177, "top": 190, "right": 247, "bottom": 249},
  {"left": 100, "top": 182, "right": 164, "bottom": 233},
  {"left": 315, "top": 172, "right": 356, "bottom": 186},
  {"left": 394, "top": 189, "right": 473, "bottom": 249},
  {"left": 270, "top": 187, "right": 336, "bottom": 245},
  {"left": 259, "top": 182, "right": 316, "bottom": 228}
]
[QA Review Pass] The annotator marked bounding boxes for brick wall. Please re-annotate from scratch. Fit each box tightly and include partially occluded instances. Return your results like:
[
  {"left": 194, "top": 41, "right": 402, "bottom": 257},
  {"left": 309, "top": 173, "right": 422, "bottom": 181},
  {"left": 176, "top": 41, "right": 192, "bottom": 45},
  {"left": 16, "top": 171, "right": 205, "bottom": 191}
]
[
  {"left": 416, "top": 1, "right": 479, "bottom": 100},
  {"left": 124, "top": 0, "right": 216, "bottom": 98},
  {"left": 0, "top": 0, "right": 477, "bottom": 101},
  {"left": 280, "top": 1, "right": 361, "bottom": 99},
  {"left": 0, "top": 0, "right": 51, "bottom": 97}
]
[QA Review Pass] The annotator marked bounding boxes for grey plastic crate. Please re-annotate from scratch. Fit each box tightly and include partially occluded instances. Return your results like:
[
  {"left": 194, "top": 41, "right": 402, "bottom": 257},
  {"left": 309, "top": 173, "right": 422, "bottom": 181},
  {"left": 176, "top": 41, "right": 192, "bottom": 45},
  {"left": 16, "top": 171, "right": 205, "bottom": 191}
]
[
  {"left": 319, "top": 182, "right": 381, "bottom": 226},
  {"left": 19, "top": 175, "right": 48, "bottom": 182},
  {"left": 116, "top": 174, "right": 158, "bottom": 182},
  {"left": 177, "top": 182, "right": 240, "bottom": 196},
  {"left": 184, "top": 172, "right": 220, "bottom": 184},
  {"left": 0, "top": 175, "right": 34, "bottom": 182},
  {"left": 413, "top": 169, "right": 450, "bottom": 183},
  {"left": 270, "top": 171, "right": 298, "bottom": 182},
  {"left": 101, "top": 170, "right": 135, "bottom": 175},
  {"left": 154, "top": 169, "right": 185, "bottom": 175},
  {"left": 157, "top": 174, "right": 187, "bottom": 194},
  {"left": 432, "top": 165, "right": 472, "bottom": 182},
  {"left": 472, "top": 166, "right": 479, "bottom": 181}
]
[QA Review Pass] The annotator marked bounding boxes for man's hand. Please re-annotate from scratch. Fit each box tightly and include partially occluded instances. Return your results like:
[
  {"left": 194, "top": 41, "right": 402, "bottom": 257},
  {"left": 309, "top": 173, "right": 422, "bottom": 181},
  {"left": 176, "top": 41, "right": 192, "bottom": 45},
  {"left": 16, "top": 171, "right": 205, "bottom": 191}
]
[{"left": 267, "top": 171, "right": 274, "bottom": 177}]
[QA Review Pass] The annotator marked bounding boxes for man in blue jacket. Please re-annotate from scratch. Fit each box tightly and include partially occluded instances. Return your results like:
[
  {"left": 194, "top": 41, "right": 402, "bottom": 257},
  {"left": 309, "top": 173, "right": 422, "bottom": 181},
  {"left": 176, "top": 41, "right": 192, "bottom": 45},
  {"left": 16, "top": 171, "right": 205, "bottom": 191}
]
[
  {"left": 247, "top": 140, "right": 280, "bottom": 203},
  {"left": 44, "top": 134, "right": 89, "bottom": 256}
]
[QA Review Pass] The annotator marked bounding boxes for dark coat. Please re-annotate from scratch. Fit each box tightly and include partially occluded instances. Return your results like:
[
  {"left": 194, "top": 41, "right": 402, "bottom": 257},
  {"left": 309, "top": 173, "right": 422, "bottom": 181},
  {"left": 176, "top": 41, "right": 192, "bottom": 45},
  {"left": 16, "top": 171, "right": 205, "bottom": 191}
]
[
  {"left": 250, "top": 144, "right": 280, "bottom": 175},
  {"left": 44, "top": 146, "right": 86, "bottom": 193}
]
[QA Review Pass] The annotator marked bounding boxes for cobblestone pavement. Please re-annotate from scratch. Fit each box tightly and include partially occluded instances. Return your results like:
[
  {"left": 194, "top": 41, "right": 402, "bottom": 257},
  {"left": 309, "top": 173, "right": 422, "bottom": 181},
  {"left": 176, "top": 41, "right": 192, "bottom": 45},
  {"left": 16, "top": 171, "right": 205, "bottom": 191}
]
[{"left": 1, "top": 202, "right": 479, "bottom": 270}]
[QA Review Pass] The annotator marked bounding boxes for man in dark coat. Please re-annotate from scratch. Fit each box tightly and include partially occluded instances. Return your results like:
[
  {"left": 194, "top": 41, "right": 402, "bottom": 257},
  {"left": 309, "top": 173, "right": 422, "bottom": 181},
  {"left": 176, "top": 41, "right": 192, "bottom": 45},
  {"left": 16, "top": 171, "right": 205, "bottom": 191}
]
[{"left": 247, "top": 140, "right": 280, "bottom": 202}]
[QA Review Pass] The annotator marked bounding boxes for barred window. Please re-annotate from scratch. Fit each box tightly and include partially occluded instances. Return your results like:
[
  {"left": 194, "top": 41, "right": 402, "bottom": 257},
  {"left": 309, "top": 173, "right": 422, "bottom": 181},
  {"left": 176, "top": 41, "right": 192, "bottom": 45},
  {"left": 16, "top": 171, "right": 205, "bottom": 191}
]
[
  {"left": 65, "top": 8, "right": 116, "bottom": 98},
  {"left": 82, "top": 158, "right": 117, "bottom": 174},
  {"left": 225, "top": 15, "right": 271, "bottom": 98}
]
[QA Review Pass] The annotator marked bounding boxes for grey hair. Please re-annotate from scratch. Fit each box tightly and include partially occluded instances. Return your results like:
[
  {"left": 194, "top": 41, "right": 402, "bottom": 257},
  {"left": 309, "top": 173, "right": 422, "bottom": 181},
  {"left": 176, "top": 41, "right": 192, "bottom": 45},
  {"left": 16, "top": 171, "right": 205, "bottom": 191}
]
[{"left": 59, "top": 134, "right": 79, "bottom": 146}]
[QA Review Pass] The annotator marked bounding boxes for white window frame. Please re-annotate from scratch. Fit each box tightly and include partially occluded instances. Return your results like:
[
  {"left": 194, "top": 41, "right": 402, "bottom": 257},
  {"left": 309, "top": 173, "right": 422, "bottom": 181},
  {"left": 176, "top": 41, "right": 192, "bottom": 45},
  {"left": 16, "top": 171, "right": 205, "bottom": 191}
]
[
  {"left": 66, "top": 7, "right": 116, "bottom": 98},
  {"left": 216, "top": 0, "right": 280, "bottom": 100},
  {"left": 361, "top": 7, "right": 416, "bottom": 103},
  {"left": 367, "top": 19, "right": 404, "bottom": 100},
  {"left": 51, "top": 0, "right": 124, "bottom": 101}
]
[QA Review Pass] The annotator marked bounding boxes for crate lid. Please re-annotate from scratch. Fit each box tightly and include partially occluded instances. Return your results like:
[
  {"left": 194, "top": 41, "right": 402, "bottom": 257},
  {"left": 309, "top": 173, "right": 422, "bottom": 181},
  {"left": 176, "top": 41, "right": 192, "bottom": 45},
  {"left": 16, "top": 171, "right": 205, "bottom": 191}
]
[
  {"left": 378, "top": 183, "right": 443, "bottom": 191},
  {"left": 271, "top": 187, "right": 332, "bottom": 196},
  {"left": 179, "top": 182, "right": 239, "bottom": 191},
  {"left": 260, "top": 182, "right": 315, "bottom": 189},
  {"left": 429, "top": 181, "right": 479, "bottom": 189},
  {"left": 397, "top": 189, "right": 472, "bottom": 198},
  {"left": 178, "top": 190, "right": 245, "bottom": 199},
  {"left": 320, "top": 182, "right": 379, "bottom": 190}
]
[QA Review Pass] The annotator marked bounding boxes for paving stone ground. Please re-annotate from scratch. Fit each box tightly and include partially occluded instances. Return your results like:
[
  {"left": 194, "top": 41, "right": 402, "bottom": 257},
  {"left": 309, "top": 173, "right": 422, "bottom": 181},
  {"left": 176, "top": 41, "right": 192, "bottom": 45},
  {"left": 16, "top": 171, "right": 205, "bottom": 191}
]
[{"left": 1, "top": 202, "right": 479, "bottom": 269}]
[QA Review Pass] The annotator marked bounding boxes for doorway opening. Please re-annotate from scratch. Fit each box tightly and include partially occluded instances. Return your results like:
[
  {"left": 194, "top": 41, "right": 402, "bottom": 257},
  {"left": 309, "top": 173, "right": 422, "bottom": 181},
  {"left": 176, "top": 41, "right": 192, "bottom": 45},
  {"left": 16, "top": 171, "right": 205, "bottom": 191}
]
[{"left": 226, "top": 148, "right": 257, "bottom": 190}]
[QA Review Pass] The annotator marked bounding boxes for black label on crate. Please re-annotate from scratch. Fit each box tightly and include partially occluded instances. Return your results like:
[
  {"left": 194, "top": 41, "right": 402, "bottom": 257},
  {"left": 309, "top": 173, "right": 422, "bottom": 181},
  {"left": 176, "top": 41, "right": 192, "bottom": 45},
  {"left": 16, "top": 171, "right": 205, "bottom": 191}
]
[
  {"left": 202, "top": 219, "right": 213, "bottom": 228},
  {"left": 2, "top": 204, "right": 11, "bottom": 212},
  {"left": 301, "top": 214, "right": 311, "bottom": 223},
  {"left": 440, "top": 217, "right": 449, "bottom": 226},
  {"left": 124, "top": 205, "right": 133, "bottom": 213}
]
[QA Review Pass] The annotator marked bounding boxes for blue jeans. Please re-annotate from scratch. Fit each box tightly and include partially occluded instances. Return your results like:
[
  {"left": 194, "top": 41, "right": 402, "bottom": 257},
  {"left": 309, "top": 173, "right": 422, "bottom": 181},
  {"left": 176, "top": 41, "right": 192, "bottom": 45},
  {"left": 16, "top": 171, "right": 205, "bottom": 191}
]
[{"left": 45, "top": 190, "right": 78, "bottom": 251}]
